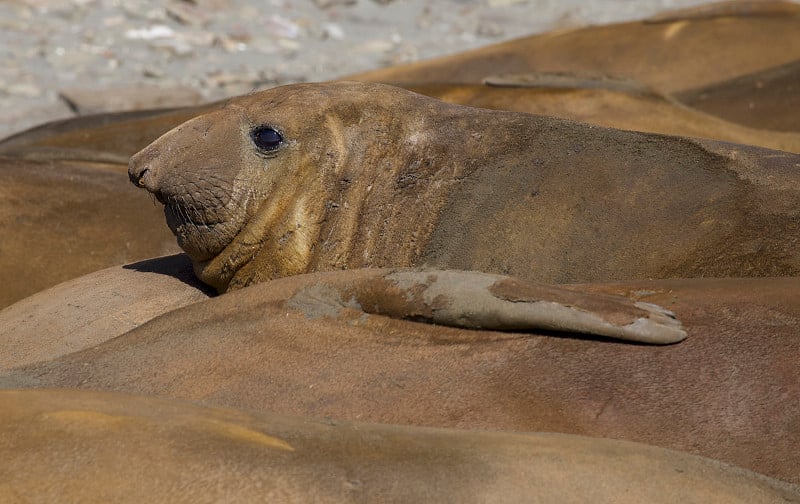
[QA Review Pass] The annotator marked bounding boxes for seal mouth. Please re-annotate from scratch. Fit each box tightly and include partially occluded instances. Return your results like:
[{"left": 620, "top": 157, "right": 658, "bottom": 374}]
[
  {"left": 161, "top": 192, "right": 248, "bottom": 263},
  {"left": 164, "top": 204, "right": 228, "bottom": 262},
  {"left": 163, "top": 200, "right": 224, "bottom": 230},
  {"left": 154, "top": 189, "right": 226, "bottom": 229}
]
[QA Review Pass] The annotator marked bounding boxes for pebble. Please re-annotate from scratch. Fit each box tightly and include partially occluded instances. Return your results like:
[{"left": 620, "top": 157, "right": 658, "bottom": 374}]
[
  {"left": 7, "top": 83, "right": 42, "bottom": 98},
  {"left": 165, "top": 1, "right": 211, "bottom": 26},
  {"left": 322, "top": 22, "right": 346, "bottom": 40},
  {"left": 264, "top": 14, "right": 303, "bottom": 39},
  {"left": 313, "top": 0, "right": 358, "bottom": 8},
  {"left": 488, "top": 0, "right": 528, "bottom": 6},
  {"left": 124, "top": 25, "right": 175, "bottom": 40}
]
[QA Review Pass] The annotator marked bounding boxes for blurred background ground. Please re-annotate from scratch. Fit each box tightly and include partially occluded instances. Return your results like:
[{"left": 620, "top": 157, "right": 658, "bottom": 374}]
[{"left": 0, "top": 0, "right": 717, "bottom": 139}]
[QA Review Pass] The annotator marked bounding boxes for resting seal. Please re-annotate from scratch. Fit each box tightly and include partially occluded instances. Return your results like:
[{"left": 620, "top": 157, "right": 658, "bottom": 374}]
[
  {"left": 4, "top": 389, "right": 798, "bottom": 503},
  {"left": 4, "top": 271, "right": 798, "bottom": 482},
  {"left": 347, "top": 1, "right": 800, "bottom": 94},
  {"left": 128, "top": 81, "right": 800, "bottom": 292},
  {"left": 0, "top": 155, "right": 179, "bottom": 308},
  {"left": 675, "top": 59, "right": 800, "bottom": 133},
  {"left": 0, "top": 263, "right": 685, "bottom": 373}
]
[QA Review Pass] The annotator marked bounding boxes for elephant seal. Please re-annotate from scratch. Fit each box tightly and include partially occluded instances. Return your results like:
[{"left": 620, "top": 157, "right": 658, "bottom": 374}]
[
  {"left": 3, "top": 389, "right": 798, "bottom": 503},
  {"left": 128, "top": 81, "right": 800, "bottom": 292},
  {"left": 0, "top": 254, "right": 211, "bottom": 369},
  {"left": 0, "top": 155, "right": 179, "bottom": 308},
  {"left": 0, "top": 261, "right": 685, "bottom": 370},
  {"left": 3, "top": 270, "right": 797, "bottom": 483},
  {"left": 675, "top": 59, "right": 800, "bottom": 133},
  {"left": 0, "top": 104, "right": 217, "bottom": 161},
  {"left": 347, "top": 1, "right": 800, "bottom": 95}
]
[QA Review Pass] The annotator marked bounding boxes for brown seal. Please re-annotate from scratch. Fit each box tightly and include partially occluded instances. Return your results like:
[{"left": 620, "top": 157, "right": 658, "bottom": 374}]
[
  {"left": 8, "top": 80, "right": 793, "bottom": 308},
  {"left": 0, "top": 254, "right": 211, "bottom": 369},
  {"left": 0, "top": 155, "right": 179, "bottom": 308},
  {"left": 4, "top": 389, "right": 798, "bottom": 503},
  {"left": 347, "top": 1, "right": 800, "bottom": 95},
  {"left": 3, "top": 269, "right": 797, "bottom": 483},
  {"left": 675, "top": 59, "right": 800, "bottom": 133},
  {"left": 0, "top": 263, "right": 685, "bottom": 372},
  {"left": 0, "top": 104, "right": 216, "bottom": 162},
  {"left": 128, "top": 81, "right": 800, "bottom": 292}
]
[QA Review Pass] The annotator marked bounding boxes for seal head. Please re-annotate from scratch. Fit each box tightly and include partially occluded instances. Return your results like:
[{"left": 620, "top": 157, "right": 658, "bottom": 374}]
[{"left": 129, "top": 82, "right": 476, "bottom": 291}]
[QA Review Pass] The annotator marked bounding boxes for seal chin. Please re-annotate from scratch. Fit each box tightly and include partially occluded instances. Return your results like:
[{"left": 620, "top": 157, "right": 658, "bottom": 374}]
[{"left": 164, "top": 205, "right": 240, "bottom": 263}]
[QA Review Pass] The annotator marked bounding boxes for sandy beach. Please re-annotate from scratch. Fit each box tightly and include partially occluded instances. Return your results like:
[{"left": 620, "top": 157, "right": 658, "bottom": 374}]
[{"left": 0, "top": 0, "right": 719, "bottom": 138}]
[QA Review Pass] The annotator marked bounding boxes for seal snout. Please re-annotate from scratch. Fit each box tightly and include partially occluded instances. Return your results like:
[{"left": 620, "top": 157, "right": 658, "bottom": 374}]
[
  {"left": 128, "top": 145, "right": 166, "bottom": 200},
  {"left": 128, "top": 166, "right": 150, "bottom": 187}
]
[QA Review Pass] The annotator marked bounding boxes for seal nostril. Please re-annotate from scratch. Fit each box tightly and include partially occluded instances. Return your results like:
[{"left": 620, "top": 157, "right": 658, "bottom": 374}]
[
  {"left": 129, "top": 146, "right": 160, "bottom": 188},
  {"left": 130, "top": 167, "right": 150, "bottom": 187}
]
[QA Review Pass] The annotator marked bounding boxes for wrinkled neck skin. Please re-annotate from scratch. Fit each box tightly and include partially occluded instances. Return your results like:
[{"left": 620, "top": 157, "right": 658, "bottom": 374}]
[
  {"left": 196, "top": 101, "right": 516, "bottom": 293},
  {"left": 191, "top": 141, "right": 324, "bottom": 292}
]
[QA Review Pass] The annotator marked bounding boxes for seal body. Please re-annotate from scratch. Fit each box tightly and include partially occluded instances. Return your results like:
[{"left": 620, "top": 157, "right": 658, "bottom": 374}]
[
  {"left": 0, "top": 263, "right": 684, "bottom": 372},
  {"left": 675, "top": 59, "right": 800, "bottom": 133},
  {"left": 0, "top": 105, "right": 216, "bottom": 161},
  {"left": 347, "top": 2, "right": 800, "bottom": 95},
  {"left": 128, "top": 81, "right": 800, "bottom": 292},
  {"left": 0, "top": 155, "right": 178, "bottom": 308},
  {"left": 4, "top": 271, "right": 798, "bottom": 483},
  {"left": 0, "top": 254, "right": 210, "bottom": 369},
  {"left": 4, "top": 389, "right": 798, "bottom": 503}
]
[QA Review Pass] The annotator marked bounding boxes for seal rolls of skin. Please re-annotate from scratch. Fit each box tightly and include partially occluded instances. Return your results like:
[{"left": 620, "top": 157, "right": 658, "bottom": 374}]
[
  {"left": 3, "top": 389, "right": 799, "bottom": 503},
  {"left": 128, "top": 82, "right": 800, "bottom": 291},
  {"left": 0, "top": 264, "right": 686, "bottom": 373},
  {"left": 3, "top": 273, "right": 799, "bottom": 482}
]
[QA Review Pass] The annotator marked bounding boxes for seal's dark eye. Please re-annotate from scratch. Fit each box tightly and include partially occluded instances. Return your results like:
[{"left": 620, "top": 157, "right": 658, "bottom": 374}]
[{"left": 251, "top": 126, "right": 283, "bottom": 151}]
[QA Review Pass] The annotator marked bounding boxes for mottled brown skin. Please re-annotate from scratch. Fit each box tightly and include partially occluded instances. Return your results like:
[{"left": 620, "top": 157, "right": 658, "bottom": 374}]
[
  {"left": 3, "top": 74, "right": 796, "bottom": 307},
  {"left": 0, "top": 155, "right": 179, "bottom": 308},
  {"left": 676, "top": 59, "right": 800, "bottom": 133},
  {"left": 3, "top": 269, "right": 798, "bottom": 484},
  {"left": 4, "top": 389, "right": 798, "bottom": 503},
  {"left": 0, "top": 261, "right": 685, "bottom": 373},
  {"left": 348, "top": 1, "right": 800, "bottom": 95},
  {"left": 128, "top": 81, "right": 800, "bottom": 292}
]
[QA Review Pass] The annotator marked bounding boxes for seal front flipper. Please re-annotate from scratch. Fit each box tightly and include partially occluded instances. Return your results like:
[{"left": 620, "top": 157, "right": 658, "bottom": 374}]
[{"left": 288, "top": 269, "right": 687, "bottom": 345}]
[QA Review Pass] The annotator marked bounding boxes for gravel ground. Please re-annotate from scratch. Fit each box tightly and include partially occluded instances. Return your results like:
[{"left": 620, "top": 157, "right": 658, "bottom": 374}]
[{"left": 0, "top": 0, "right": 715, "bottom": 139}]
